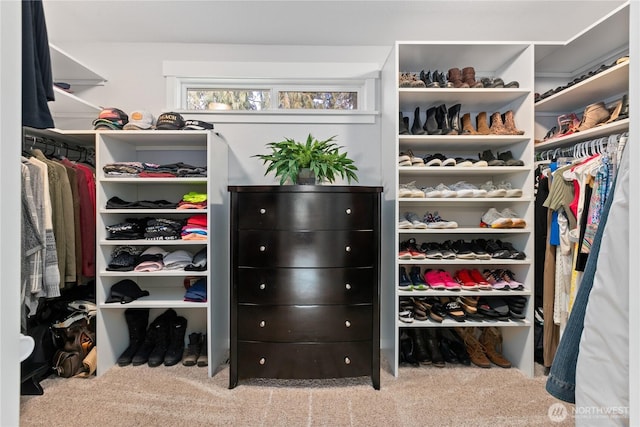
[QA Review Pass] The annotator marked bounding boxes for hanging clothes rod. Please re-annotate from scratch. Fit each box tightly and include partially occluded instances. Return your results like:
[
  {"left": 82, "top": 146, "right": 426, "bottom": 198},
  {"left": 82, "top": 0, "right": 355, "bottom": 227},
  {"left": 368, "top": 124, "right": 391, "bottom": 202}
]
[{"left": 535, "top": 132, "right": 627, "bottom": 161}]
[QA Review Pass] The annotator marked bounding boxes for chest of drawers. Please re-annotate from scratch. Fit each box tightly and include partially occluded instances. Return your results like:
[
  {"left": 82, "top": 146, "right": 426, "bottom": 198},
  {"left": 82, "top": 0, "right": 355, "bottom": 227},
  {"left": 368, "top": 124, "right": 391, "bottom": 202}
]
[{"left": 228, "top": 186, "right": 381, "bottom": 389}]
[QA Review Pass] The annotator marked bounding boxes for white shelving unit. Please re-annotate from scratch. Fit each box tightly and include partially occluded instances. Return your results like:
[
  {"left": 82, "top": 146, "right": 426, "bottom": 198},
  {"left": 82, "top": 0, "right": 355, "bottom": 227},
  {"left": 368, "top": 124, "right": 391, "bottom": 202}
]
[
  {"left": 48, "top": 43, "right": 106, "bottom": 130},
  {"left": 94, "top": 130, "right": 228, "bottom": 377},
  {"left": 393, "top": 42, "right": 536, "bottom": 377},
  {"left": 534, "top": 3, "right": 629, "bottom": 151}
]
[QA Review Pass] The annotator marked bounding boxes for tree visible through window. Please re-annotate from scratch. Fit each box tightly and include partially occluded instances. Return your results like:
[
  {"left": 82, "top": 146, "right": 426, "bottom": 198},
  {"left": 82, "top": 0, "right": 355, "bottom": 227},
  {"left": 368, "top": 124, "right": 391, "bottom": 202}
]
[{"left": 186, "top": 88, "right": 358, "bottom": 111}]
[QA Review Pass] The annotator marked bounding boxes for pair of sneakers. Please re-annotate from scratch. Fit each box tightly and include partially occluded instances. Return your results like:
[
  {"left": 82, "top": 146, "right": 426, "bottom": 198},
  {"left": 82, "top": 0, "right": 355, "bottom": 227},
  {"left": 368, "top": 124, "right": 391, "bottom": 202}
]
[
  {"left": 423, "top": 182, "right": 486, "bottom": 198},
  {"left": 480, "top": 180, "right": 523, "bottom": 198},
  {"left": 480, "top": 208, "right": 526, "bottom": 228},
  {"left": 424, "top": 269, "right": 461, "bottom": 291}
]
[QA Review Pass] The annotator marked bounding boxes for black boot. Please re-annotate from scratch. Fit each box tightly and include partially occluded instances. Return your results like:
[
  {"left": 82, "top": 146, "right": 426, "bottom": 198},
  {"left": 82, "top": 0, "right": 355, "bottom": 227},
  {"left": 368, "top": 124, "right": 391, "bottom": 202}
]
[
  {"left": 164, "top": 316, "right": 188, "bottom": 366},
  {"left": 147, "top": 309, "right": 177, "bottom": 367},
  {"left": 411, "top": 107, "right": 426, "bottom": 135},
  {"left": 131, "top": 313, "right": 163, "bottom": 366},
  {"left": 423, "top": 107, "right": 441, "bottom": 135},
  {"left": 117, "top": 308, "right": 149, "bottom": 367},
  {"left": 448, "top": 104, "right": 462, "bottom": 135},
  {"left": 409, "top": 328, "right": 431, "bottom": 365},
  {"left": 436, "top": 104, "right": 452, "bottom": 135},
  {"left": 423, "top": 328, "right": 445, "bottom": 367},
  {"left": 399, "top": 112, "right": 410, "bottom": 135},
  {"left": 399, "top": 330, "right": 419, "bottom": 366}
]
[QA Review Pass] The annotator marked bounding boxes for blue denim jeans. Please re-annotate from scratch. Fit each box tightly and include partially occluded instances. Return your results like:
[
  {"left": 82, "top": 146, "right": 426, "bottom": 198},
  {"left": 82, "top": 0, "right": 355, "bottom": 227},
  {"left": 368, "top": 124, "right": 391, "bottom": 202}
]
[{"left": 545, "top": 168, "right": 618, "bottom": 403}]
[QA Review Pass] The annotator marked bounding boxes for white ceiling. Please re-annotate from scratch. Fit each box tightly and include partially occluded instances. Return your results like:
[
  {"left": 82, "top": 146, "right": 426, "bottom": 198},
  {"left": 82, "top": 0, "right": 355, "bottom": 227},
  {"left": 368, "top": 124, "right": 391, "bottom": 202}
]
[{"left": 43, "top": 0, "right": 626, "bottom": 47}]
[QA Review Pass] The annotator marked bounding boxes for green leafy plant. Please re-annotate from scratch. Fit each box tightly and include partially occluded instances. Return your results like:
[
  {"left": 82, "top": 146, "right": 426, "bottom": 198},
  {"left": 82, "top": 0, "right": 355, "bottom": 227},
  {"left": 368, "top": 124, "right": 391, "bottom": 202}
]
[{"left": 253, "top": 134, "right": 359, "bottom": 185}]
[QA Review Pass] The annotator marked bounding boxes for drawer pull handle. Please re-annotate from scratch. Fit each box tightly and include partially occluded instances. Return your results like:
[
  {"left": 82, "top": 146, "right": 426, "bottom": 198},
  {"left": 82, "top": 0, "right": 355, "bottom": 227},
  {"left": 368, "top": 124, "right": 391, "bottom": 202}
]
[
  {"left": 259, "top": 245, "right": 266, "bottom": 252},
  {"left": 259, "top": 283, "right": 266, "bottom": 290},
  {"left": 345, "top": 208, "right": 352, "bottom": 215},
  {"left": 344, "top": 357, "right": 351, "bottom": 365},
  {"left": 259, "top": 320, "right": 266, "bottom": 327},
  {"left": 345, "top": 320, "right": 351, "bottom": 328},
  {"left": 259, "top": 357, "right": 266, "bottom": 365},
  {"left": 345, "top": 283, "right": 351, "bottom": 290},
  {"left": 259, "top": 208, "right": 266, "bottom": 214},
  {"left": 345, "top": 246, "right": 351, "bottom": 252}
]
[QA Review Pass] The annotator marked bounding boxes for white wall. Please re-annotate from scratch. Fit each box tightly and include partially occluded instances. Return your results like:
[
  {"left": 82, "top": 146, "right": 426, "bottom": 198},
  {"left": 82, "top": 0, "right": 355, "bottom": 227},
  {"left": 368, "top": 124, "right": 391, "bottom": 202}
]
[{"left": 0, "top": 1, "right": 23, "bottom": 425}]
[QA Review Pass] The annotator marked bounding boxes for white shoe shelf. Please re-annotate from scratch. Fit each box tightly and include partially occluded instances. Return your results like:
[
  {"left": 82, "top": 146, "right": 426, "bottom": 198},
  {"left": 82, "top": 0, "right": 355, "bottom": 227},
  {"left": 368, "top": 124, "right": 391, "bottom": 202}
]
[{"left": 392, "top": 42, "right": 536, "bottom": 377}]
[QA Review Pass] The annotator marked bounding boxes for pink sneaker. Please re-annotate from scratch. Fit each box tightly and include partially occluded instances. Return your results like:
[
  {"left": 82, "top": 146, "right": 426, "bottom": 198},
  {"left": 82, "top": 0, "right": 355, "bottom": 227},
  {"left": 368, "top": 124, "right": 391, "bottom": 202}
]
[
  {"left": 483, "top": 269, "right": 509, "bottom": 290},
  {"left": 438, "top": 270, "right": 461, "bottom": 291},
  {"left": 424, "top": 269, "right": 445, "bottom": 290}
]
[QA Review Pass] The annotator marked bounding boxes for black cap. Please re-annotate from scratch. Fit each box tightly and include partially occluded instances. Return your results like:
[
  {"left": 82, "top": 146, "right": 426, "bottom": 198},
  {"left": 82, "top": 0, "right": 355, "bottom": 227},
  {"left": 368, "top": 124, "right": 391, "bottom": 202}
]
[
  {"left": 183, "top": 120, "right": 214, "bottom": 130},
  {"left": 156, "top": 112, "right": 185, "bottom": 130},
  {"left": 105, "top": 279, "right": 150, "bottom": 304}
]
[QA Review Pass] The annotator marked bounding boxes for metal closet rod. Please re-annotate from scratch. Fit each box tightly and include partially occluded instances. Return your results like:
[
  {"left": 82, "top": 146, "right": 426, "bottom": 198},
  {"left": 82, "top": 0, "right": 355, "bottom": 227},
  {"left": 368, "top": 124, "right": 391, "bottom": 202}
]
[
  {"left": 23, "top": 133, "right": 90, "bottom": 160},
  {"left": 535, "top": 132, "right": 628, "bottom": 161}
]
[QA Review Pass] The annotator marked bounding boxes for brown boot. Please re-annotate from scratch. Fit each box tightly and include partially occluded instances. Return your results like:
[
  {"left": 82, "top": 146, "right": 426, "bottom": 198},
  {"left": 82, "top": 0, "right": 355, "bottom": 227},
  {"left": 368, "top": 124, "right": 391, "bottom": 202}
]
[
  {"left": 461, "top": 113, "right": 478, "bottom": 135},
  {"left": 479, "top": 327, "right": 512, "bottom": 368},
  {"left": 502, "top": 110, "right": 524, "bottom": 135},
  {"left": 455, "top": 327, "right": 491, "bottom": 368},
  {"left": 447, "top": 68, "right": 470, "bottom": 88},
  {"left": 489, "top": 112, "right": 509, "bottom": 135},
  {"left": 577, "top": 101, "right": 611, "bottom": 131},
  {"left": 476, "top": 112, "right": 491, "bottom": 135},
  {"left": 461, "top": 66, "right": 483, "bottom": 88}
]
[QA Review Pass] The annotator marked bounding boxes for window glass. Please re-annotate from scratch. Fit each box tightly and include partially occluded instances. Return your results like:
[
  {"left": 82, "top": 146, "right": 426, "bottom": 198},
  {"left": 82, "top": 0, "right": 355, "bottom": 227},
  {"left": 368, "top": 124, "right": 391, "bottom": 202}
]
[{"left": 186, "top": 89, "right": 271, "bottom": 111}]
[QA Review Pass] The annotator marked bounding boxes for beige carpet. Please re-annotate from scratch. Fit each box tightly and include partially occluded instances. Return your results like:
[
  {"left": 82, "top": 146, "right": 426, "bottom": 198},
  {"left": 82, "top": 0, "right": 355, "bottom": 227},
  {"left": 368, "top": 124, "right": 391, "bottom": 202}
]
[{"left": 20, "top": 362, "right": 573, "bottom": 427}]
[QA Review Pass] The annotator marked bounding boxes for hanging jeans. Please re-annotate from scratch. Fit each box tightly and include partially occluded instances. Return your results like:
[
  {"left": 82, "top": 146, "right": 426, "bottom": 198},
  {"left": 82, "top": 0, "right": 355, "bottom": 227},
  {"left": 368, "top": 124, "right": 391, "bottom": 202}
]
[{"left": 545, "top": 149, "right": 622, "bottom": 404}]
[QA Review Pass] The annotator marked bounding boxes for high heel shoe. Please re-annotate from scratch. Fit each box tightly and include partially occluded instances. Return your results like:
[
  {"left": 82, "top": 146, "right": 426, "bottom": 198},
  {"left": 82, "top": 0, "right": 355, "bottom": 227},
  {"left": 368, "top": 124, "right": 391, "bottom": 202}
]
[{"left": 411, "top": 107, "right": 426, "bottom": 135}]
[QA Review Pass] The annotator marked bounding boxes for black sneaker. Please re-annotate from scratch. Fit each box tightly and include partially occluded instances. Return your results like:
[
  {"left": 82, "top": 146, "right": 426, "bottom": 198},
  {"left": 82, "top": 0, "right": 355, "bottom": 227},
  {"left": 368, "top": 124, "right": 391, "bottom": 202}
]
[{"left": 451, "top": 240, "right": 475, "bottom": 259}]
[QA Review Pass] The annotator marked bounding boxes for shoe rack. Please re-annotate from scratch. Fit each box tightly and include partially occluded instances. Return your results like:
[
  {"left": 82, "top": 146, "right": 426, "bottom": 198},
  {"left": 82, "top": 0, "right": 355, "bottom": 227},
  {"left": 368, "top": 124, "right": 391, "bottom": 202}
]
[
  {"left": 393, "top": 42, "right": 535, "bottom": 377},
  {"left": 94, "top": 130, "right": 228, "bottom": 377},
  {"left": 534, "top": 3, "right": 629, "bottom": 152}
]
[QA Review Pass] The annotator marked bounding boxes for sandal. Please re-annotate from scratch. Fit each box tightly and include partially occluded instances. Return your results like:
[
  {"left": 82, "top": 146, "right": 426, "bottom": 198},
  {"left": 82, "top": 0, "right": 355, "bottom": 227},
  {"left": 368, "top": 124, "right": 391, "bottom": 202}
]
[{"left": 440, "top": 298, "right": 467, "bottom": 322}]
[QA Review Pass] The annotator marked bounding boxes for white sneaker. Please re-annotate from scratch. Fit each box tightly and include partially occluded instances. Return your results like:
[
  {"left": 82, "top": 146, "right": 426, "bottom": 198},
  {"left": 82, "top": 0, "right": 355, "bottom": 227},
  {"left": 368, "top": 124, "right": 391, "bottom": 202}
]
[
  {"left": 422, "top": 186, "right": 442, "bottom": 198},
  {"left": 480, "top": 208, "right": 512, "bottom": 228},
  {"left": 399, "top": 181, "right": 424, "bottom": 198},
  {"left": 498, "top": 181, "right": 523, "bottom": 197},
  {"left": 480, "top": 180, "right": 507, "bottom": 198},
  {"left": 405, "top": 212, "right": 428, "bottom": 229},
  {"left": 500, "top": 208, "right": 526, "bottom": 228},
  {"left": 425, "top": 211, "right": 458, "bottom": 229},
  {"left": 434, "top": 183, "right": 457, "bottom": 198},
  {"left": 450, "top": 181, "right": 487, "bottom": 198}
]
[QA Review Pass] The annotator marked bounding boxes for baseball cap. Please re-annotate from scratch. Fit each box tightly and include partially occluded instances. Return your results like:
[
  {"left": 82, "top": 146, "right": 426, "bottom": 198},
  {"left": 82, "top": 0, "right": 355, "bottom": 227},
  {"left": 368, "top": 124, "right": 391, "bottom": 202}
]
[
  {"left": 92, "top": 119, "right": 122, "bottom": 130},
  {"left": 183, "top": 120, "right": 214, "bottom": 131},
  {"left": 105, "top": 279, "right": 150, "bottom": 304},
  {"left": 123, "top": 110, "right": 155, "bottom": 130},
  {"left": 156, "top": 112, "right": 185, "bottom": 130},
  {"left": 97, "top": 108, "right": 129, "bottom": 125}
]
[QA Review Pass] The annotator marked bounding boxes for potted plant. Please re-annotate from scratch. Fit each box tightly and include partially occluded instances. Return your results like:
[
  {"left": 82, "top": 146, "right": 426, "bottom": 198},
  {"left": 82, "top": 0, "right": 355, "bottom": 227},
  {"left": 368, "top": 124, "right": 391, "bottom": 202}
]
[{"left": 253, "top": 134, "right": 359, "bottom": 185}]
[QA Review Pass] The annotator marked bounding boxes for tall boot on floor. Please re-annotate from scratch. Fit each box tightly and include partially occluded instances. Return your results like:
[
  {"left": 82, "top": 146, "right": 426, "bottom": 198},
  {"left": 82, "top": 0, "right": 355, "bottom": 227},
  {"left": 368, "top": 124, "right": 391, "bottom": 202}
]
[
  {"left": 408, "top": 328, "right": 431, "bottom": 365},
  {"left": 476, "top": 112, "right": 491, "bottom": 135},
  {"left": 479, "top": 327, "right": 512, "bottom": 368},
  {"left": 501, "top": 110, "right": 524, "bottom": 135},
  {"left": 147, "top": 308, "right": 177, "bottom": 367},
  {"left": 489, "top": 112, "right": 510, "bottom": 135},
  {"left": 164, "top": 316, "right": 188, "bottom": 366},
  {"left": 182, "top": 332, "right": 202, "bottom": 366},
  {"left": 411, "top": 107, "right": 426, "bottom": 135},
  {"left": 423, "top": 328, "right": 445, "bottom": 367},
  {"left": 455, "top": 327, "right": 491, "bottom": 368},
  {"left": 399, "top": 330, "right": 419, "bottom": 366},
  {"left": 117, "top": 308, "right": 149, "bottom": 366},
  {"left": 197, "top": 334, "right": 208, "bottom": 367},
  {"left": 461, "top": 113, "right": 478, "bottom": 135}
]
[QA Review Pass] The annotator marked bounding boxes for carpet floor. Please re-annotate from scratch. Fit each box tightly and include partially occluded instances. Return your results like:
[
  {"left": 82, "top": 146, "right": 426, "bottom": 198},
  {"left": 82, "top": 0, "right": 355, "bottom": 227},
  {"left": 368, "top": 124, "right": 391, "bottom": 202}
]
[{"left": 20, "top": 362, "right": 573, "bottom": 427}]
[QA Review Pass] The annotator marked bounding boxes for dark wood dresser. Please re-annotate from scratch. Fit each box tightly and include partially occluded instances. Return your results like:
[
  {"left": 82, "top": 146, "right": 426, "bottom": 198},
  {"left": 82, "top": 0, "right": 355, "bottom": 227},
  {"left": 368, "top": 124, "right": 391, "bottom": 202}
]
[{"left": 228, "top": 185, "right": 382, "bottom": 389}]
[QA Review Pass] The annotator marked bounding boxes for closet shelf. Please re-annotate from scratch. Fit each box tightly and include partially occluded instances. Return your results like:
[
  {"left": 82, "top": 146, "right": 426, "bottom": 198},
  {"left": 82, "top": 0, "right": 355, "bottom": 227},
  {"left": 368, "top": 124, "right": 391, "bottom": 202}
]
[
  {"left": 535, "top": 61, "right": 629, "bottom": 113},
  {"left": 100, "top": 177, "right": 208, "bottom": 184},
  {"left": 397, "top": 259, "right": 532, "bottom": 266},
  {"left": 50, "top": 43, "right": 106, "bottom": 87},
  {"left": 397, "top": 197, "right": 534, "bottom": 204},
  {"left": 399, "top": 89, "right": 529, "bottom": 112},
  {"left": 535, "top": 118, "right": 628, "bottom": 152},
  {"left": 100, "top": 209, "right": 208, "bottom": 214},
  {"left": 398, "top": 289, "right": 532, "bottom": 297},
  {"left": 49, "top": 86, "right": 101, "bottom": 117},
  {"left": 100, "top": 270, "right": 207, "bottom": 277},
  {"left": 398, "top": 228, "right": 532, "bottom": 234},
  {"left": 399, "top": 135, "right": 528, "bottom": 151},
  {"left": 98, "top": 239, "right": 207, "bottom": 246},
  {"left": 398, "top": 319, "right": 531, "bottom": 328}
]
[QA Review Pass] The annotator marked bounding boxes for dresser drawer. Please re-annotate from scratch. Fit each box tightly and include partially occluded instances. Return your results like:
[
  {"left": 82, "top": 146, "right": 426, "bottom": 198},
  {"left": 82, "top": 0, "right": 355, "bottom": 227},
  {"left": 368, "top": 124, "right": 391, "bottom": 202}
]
[
  {"left": 236, "top": 267, "right": 374, "bottom": 305},
  {"left": 237, "top": 341, "right": 372, "bottom": 380},
  {"left": 235, "top": 192, "right": 376, "bottom": 230},
  {"left": 237, "top": 230, "right": 375, "bottom": 267},
  {"left": 237, "top": 305, "right": 372, "bottom": 342}
]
